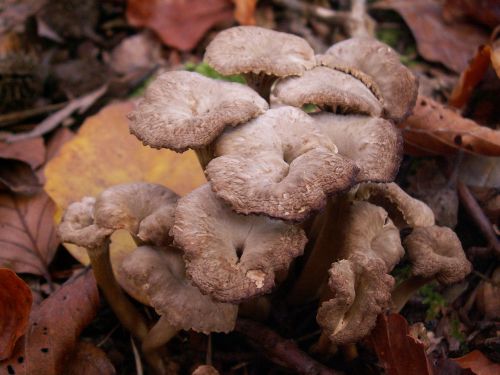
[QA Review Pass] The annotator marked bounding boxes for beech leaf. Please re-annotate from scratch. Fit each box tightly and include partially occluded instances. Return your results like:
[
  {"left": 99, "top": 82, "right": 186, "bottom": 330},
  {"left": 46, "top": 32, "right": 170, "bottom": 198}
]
[
  {"left": 453, "top": 350, "right": 500, "bottom": 375},
  {"left": 233, "top": 0, "right": 258, "bottom": 25},
  {"left": 64, "top": 342, "right": 116, "bottom": 375}
]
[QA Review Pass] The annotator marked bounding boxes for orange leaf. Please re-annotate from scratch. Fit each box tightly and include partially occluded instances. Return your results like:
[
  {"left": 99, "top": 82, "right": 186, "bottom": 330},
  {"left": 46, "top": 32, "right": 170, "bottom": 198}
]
[
  {"left": 0, "top": 269, "right": 32, "bottom": 361},
  {"left": 453, "top": 350, "right": 500, "bottom": 375},
  {"left": 234, "top": 0, "right": 257, "bottom": 25}
]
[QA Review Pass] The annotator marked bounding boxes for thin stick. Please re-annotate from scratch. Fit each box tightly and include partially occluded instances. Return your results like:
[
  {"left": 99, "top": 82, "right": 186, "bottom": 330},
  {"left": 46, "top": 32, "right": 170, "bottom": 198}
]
[{"left": 0, "top": 102, "right": 66, "bottom": 128}]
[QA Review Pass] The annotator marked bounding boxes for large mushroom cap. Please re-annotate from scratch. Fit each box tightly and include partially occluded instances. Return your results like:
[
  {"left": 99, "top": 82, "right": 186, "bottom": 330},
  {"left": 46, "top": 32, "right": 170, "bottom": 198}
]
[
  {"left": 128, "top": 71, "right": 268, "bottom": 152},
  {"left": 121, "top": 245, "right": 237, "bottom": 334},
  {"left": 172, "top": 184, "right": 307, "bottom": 303},
  {"left": 271, "top": 66, "right": 383, "bottom": 117},
  {"left": 317, "top": 253, "right": 394, "bottom": 345},
  {"left": 313, "top": 113, "right": 402, "bottom": 183},
  {"left": 324, "top": 37, "right": 418, "bottom": 122},
  {"left": 94, "top": 183, "right": 179, "bottom": 246},
  {"left": 206, "top": 106, "right": 359, "bottom": 221},
  {"left": 405, "top": 226, "right": 472, "bottom": 284},
  {"left": 204, "top": 26, "right": 315, "bottom": 77}
]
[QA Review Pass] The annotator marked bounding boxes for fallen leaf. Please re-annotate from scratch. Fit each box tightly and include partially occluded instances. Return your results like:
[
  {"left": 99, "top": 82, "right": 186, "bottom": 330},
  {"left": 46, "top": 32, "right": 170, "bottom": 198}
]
[
  {"left": 126, "top": 0, "right": 234, "bottom": 51},
  {"left": 398, "top": 95, "right": 500, "bottom": 156},
  {"left": 490, "top": 38, "right": 500, "bottom": 78},
  {"left": 0, "top": 191, "right": 59, "bottom": 278},
  {"left": 0, "top": 0, "right": 47, "bottom": 34},
  {"left": 375, "top": 0, "right": 488, "bottom": 73},
  {"left": 64, "top": 341, "right": 115, "bottom": 375},
  {"left": 443, "top": 0, "right": 500, "bottom": 29},
  {"left": 475, "top": 267, "right": 500, "bottom": 320},
  {"left": 453, "top": 350, "right": 500, "bottom": 375},
  {"left": 367, "top": 313, "right": 433, "bottom": 375},
  {"left": 0, "top": 269, "right": 32, "bottom": 361},
  {"left": 0, "top": 269, "right": 99, "bottom": 375},
  {"left": 234, "top": 0, "right": 257, "bottom": 25},
  {"left": 458, "top": 154, "right": 500, "bottom": 188},
  {"left": 44, "top": 101, "right": 205, "bottom": 266}
]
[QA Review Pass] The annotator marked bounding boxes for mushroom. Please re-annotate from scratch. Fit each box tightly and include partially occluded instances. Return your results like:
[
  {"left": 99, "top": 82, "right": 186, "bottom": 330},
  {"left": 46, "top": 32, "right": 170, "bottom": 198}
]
[
  {"left": 321, "top": 37, "right": 418, "bottom": 122},
  {"left": 121, "top": 245, "right": 237, "bottom": 355},
  {"left": 205, "top": 106, "right": 359, "bottom": 221},
  {"left": 192, "top": 365, "right": 220, "bottom": 375},
  {"left": 171, "top": 184, "right": 307, "bottom": 302},
  {"left": 391, "top": 225, "right": 472, "bottom": 312},
  {"left": 204, "top": 26, "right": 316, "bottom": 99},
  {"left": 128, "top": 70, "right": 268, "bottom": 167}
]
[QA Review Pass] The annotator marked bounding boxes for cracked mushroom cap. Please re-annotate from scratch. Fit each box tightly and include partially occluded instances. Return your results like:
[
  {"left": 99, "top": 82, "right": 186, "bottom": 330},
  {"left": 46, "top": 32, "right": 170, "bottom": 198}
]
[
  {"left": 323, "top": 37, "right": 418, "bottom": 122},
  {"left": 405, "top": 226, "right": 472, "bottom": 284},
  {"left": 317, "top": 252, "right": 394, "bottom": 345},
  {"left": 355, "top": 182, "right": 435, "bottom": 229},
  {"left": 59, "top": 196, "right": 112, "bottom": 248},
  {"left": 122, "top": 245, "right": 237, "bottom": 333},
  {"left": 206, "top": 106, "right": 359, "bottom": 221},
  {"left": 312, "top": 113, "right": 402, "bottom": 182},
  {"left": 204, "top": 26, "right": 315, "bottom": 77},
  {"left": 171, "top": 184, "right": 307, "bottom": 303},
  {"left": 128, "top": 71, "right": 268, "bottom": 152},
  {"left": 270, "top": 66, "right": 383, "bottom": 117},
  {"left": 94, "top": 183, "right": 179, "bottom": 246}
]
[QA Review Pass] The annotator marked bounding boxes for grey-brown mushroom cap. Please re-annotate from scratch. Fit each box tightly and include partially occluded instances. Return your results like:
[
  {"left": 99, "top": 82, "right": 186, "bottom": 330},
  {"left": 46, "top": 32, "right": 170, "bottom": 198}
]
[
  {"left": 316, "top": 253, "right": 394, "bottom": 345},
  {"left": 206, "top": 107, "right": 359, "bottom": 221},
  {"left": 312, "top": 113, "right": 403, "bottom": 183},
  {"left": 270, "top": 66, "right": 383, "bottom": 117},
  {"left": 121, "top": 245, "right": 237, "bottom": 334},
  {"left": 128, "top": 71, "right": 268, "bottom": 152},
  {"left": 325, "top": 37, "right": 418, "bottom": 122},
  {"left": 192, "top": 365, "right": 220, "bottom": 375},
  {"left": 204, "top": 26, "right": 316, "bottom": 77},
  {"left": 58, "top": 197, "right": 113, "bottom": 248},
  {"left": 405, "top": 226, "right": 472, "bottom": 284},
  {"left": 171, "top": 184, "right": 307, "bottom": 303},
  {"left": 94, "top": 183, "right": 179, "bottom": 246},
  {"left": 355, "top": 182, "right": 436, "bottom": 229}
]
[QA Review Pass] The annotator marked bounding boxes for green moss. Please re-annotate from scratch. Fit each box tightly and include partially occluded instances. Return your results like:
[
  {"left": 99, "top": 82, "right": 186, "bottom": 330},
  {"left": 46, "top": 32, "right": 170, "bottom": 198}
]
[
  {"left": 185, "top": 62, "right": 246, "bottom": 84},
  {"left": 419, "top": 283, "right": 446, "bottom": 320}
]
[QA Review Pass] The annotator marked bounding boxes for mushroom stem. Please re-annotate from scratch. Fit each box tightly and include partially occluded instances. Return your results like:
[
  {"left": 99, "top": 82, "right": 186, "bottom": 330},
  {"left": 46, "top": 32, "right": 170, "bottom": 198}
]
[
  {"left": 195, "top": 144, "right": 215, "bottom": 170},
  {"left": 243, "top": 73, "right": 276, "bottom": 101},
  {"left": 142, "top": 315, "right": 180, "bottom": 354},
  {"left": 390, "top": 275, "right": 432, "bottom": 313}
]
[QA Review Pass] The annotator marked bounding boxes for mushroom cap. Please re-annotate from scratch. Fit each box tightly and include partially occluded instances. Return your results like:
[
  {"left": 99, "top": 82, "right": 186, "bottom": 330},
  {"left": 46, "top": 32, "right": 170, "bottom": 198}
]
[
  {"left": 206, "top": 107, "right": 359, "bottom": 221},
  {"left": 270, "top": 66, "right": 383, "bottom": 117},
  {"left": 405, "top": 226, "right": 472, "bottom": 284},
  {"left": 324, "top": 37, "right": 418, "bottom": 122},
  {"left": 356, "top": 182, "right": 436, "bottom": 229},
  {"left": 171, "top": 184, "right": 307, "bottom": 303},
  {"left": 192, "top": 366, "right": 220, "bottom": 375},
  {"left": 58, "top": 196, "right": 112, "bottom": 248},
  {"left": 317, "top": 253, "right": 394, "bottom": 345},
  {"left": 94, "top": 183, "right": 179, "bottom": 246},
  {"left": 128, "top": 71, "right": 268, "bottom": 152},
  {"left": 121, "top": 245, "right": 237, "bottom": 334},
  {"left": 204, "top": 26, "right": 316, "bottom": 77},
  {"left": 312, "top": 113, "right": 403, "bottom": 183}
]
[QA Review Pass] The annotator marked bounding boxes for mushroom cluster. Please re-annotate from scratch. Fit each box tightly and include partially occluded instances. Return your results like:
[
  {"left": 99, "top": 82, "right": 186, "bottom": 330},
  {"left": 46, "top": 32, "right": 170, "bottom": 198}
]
[{"left": 59, "top": 26, "right": 471, "bottom": 373}]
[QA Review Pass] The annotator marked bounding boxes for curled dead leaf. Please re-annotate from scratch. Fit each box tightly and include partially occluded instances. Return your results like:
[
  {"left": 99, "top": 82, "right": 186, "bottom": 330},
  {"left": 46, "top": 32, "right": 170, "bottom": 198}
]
[
  {"left": 233, "top": 0, "right": 257, "bottom": 25},
  {"left": 453, "top": 350, "right": 500, "bottom": 375}
]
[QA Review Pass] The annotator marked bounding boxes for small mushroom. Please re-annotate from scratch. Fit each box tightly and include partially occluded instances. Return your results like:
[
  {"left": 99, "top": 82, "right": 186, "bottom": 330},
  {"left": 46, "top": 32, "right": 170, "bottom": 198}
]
[
  {"left": 322, "top": 37, "right": 418, "bottom": 122},
  {"left": 205, "top": 106, "right": 359, "bottom": 221},
  {"left": 312, "top": 113, "right": 402, "bottom": 182},
  {"left": 391, "top": 225, "right": 472, "bottom": 312},
  {"left": 204, "top": 26, "right": 315, "bottom": 98},
  {"left": 171, "top": 184, "right": 307, "bottom": 303},
  {"left": 192, "top": 365, "right": 220, "bottom": 375}
]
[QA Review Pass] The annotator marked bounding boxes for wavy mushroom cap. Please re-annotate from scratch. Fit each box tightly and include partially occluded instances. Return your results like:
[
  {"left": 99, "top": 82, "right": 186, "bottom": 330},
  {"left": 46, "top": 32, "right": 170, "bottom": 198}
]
[
  {"left": 271, "top": 66, "right": 383, "bottom": 117},
  {"left": 171, "top": 184, "right": 307, "bottom": 303},
  {"left": 355, "top": 182, "right": 436, "bottom": 229},
  {"left": 128, "top": 71, "right": 268, "bottom": 152},
  {"left": 121, "top": 245, "right": 237, "bottom": 334},
  {"left": 317, "top": 253, "right": 394, "bottom": 345},
  {"left": 204, "top": 26, "right": 315, "bottom": 76},
  {"left": 324, "top": 37, "right": 418, "bottom": 122},
  {"left": 206, "top": 107, "right": 359, "bottom": 221},
  {"left": 405, "top": 226, "right": 472, "bottom": 284},
  {"left": 313, "top": 113, "right": 402, "bottom": 183},
  {"left": 94, "top": 183, "right": 179, "bottom": 246},
  {"left": 58, "top": 197, "right": 112, "bottom": 248}
]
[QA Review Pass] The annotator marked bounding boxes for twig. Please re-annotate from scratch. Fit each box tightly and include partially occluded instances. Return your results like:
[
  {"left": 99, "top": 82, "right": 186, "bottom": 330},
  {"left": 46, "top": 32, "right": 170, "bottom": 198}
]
[
  {"left": 235, "top": 319, "right": 343, "bottom": 375},
  {"left": 457, "top": 180, "right": 500, "bottom": 257},
  {"left": 0, "top": 102, "right": 66, "bottom": 128},
  {"left": 131, "top": 336, "right": 144, "bottom": 375}
]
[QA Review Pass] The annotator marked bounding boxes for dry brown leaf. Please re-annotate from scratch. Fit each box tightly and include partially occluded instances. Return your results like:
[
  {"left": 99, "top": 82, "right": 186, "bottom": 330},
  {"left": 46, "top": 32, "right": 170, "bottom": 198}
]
[
  {"left": 491, "top": 38, "right": 500, "bottom": 78},
  {"left": 0, "top": 269, "right": 32, "bottom": 361},
  {"left": 399, "top": 95, "right": 500, "bottom": 156},
  {"left": 367, "top": 313, "right": 433, "bottom": 375},
  {"left": 453, "top": 350, "right": 500, "bottom": 375},
  {"left": 0, "top": 191, "right": 59, "bottom": 279},
  {"left": 443, "top": 0, "right": 500, "bottom": 29},
  {"left": 0, "top": 269, "right": 99, "bottom": 375},
  {"left": 64, "top": 341, "right": 115, "bottom": 375},
  {"left": 376, "top": 0, "right": 488, "bottom": 73},
  {"left": 0, "top": 0, "right": 47, "bottom": 34},
  {"left": 234, "top": 0, "right": 257, "bottom": 25},
  {"left": 126, "top": 0, "right": 234, "bottom": 51}
]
